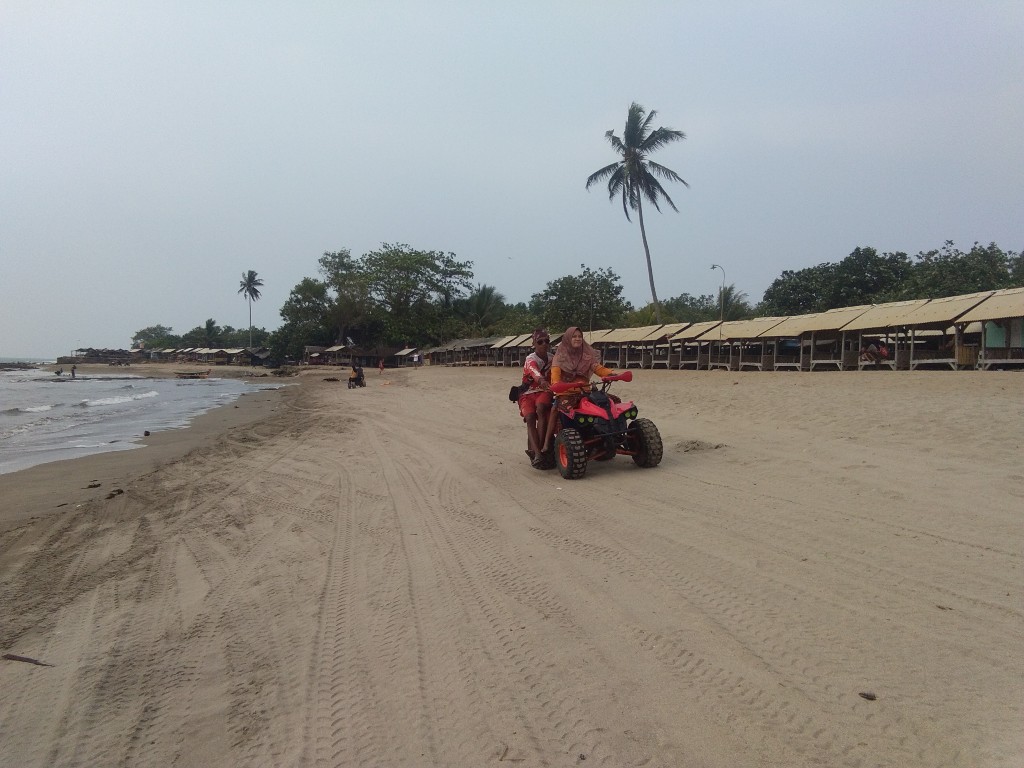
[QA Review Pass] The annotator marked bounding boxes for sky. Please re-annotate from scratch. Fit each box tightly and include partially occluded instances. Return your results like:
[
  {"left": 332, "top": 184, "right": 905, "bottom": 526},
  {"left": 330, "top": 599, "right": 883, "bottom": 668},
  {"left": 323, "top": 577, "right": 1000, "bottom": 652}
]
[{"left": 2, "top": 2, "right": 1022, "bottom": 358}]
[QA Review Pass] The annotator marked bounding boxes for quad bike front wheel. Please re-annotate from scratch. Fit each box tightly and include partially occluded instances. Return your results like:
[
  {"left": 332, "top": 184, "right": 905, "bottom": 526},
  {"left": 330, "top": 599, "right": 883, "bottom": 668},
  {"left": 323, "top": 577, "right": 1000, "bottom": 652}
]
[
  {"left": 555, "top": 427, "right": 587, "bottom": 479},
  {"left": 629, "top": 418, "right": 663, "bottom": 468}
]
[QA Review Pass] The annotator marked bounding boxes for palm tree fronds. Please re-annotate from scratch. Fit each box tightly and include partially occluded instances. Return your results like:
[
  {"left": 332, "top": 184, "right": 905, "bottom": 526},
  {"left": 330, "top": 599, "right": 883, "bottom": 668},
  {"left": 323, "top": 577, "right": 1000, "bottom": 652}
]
[
  {"left": 585, "top": 162, "right": 620, "bottom": 189},
  {"left": 647, "top": 161, "right": 690, "bottom": 187},
  {"left": 641, "top": 127, "right": 686, "bottom": 153}
]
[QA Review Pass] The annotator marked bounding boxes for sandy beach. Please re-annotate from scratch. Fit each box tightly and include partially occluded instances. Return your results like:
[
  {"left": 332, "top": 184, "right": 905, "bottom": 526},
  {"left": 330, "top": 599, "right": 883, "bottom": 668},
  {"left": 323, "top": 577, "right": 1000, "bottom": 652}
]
[{"left": 1, "top": 365, "right": 1021, "bottom": 767}]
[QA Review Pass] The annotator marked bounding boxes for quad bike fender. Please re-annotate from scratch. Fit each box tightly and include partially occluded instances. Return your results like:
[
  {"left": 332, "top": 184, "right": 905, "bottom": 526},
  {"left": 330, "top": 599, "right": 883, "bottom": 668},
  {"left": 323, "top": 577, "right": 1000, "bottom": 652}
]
[{"left": 571, "top": 397, "right": 635, "bottom": 420}]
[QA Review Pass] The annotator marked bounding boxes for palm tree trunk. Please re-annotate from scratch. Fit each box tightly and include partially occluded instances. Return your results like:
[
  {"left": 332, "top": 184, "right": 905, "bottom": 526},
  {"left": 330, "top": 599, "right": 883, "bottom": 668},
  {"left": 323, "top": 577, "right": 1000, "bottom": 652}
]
[
  {"left": 248, "top": 298, "right": 252, "bottom": 348},
  {"left": 636, "top": 198, "right": 662, "bottom": 323}
]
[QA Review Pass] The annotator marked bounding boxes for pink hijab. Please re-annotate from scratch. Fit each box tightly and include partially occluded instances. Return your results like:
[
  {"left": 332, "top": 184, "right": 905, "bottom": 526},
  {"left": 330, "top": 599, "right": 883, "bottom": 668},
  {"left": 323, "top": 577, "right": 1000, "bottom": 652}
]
[{"left": 552, "top": 326, "right": 599, "bottom": 380}]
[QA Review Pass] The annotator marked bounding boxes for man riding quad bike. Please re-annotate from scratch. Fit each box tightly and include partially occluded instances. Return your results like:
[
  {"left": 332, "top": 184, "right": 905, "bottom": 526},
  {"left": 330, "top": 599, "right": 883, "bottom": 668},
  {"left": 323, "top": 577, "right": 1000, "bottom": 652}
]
[{"left": 549, "top": 370, "right": 663, "bottom": 479}]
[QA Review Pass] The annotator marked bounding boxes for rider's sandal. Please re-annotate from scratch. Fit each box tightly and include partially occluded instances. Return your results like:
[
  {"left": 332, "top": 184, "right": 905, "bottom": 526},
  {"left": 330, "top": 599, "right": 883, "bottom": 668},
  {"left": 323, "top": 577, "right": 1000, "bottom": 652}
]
[{"left": 525, "top": 449, "right": 535, "bottom": 461}]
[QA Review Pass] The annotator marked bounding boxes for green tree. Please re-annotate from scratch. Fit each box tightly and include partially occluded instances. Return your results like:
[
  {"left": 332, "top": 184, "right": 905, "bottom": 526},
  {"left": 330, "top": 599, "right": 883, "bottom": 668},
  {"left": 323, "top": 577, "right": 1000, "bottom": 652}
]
[
  {"left": 457, "top": 284, "right": 507, "bottom": 335},
  {"left": 280, "top": 278, "right": 332, "bottom": 326},
  {"left": 319, "top": 249, "right": 371, "bottom": 347},
  {"left": 759, "top": 263, "right": 839, "bottom": 315},
  {"left": 181, "top": 319, "right": 222, "bottom": 348},
  {"left": 271, "top": 278, "right": 335, "bottom": 361},
  {"left": 529, "top": 265, "right": 632, "bottom": 332},
  {"left": 904, "top": 241, "right": 1016, "bottom": 298},
  {"left": 1009, "top": 248, "right": 1024, "bottom": 285},
  {"left": 132, "top": 324, "right": 179, "bottom": 349},
  {"left": 660, "top": 292, "right": 718, "bottom": 322},
  {"left": 203, "top": 318, "right": 221, "bottom": 347},
  {"left": 361, "top": 243, "right": 473, "bottom": 344},
  {"left": 489, "top": 302, "right": 540, "bottom": 335},
  {"left": 831, "top": 247, "right": 912, "bottom": 306},
  {"left": 719, "top": 284, "right": 754, "bottom": 320},
  {"left": 586, "top": 102, "right": 688, "bottom": 323},
  {"left": 238, "top": 270, "right": 264, "bottom": 348}
]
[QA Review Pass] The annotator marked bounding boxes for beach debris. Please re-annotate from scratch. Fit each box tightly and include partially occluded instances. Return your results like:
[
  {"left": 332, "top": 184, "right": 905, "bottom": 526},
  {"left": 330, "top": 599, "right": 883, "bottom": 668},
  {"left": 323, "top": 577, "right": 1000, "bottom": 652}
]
[
  {"left": 858, "top": 691, "right": 877, "bottom": 701},
  {"left": 323, "top": 377, "right": 340, "bottom": 382},
  {"left": 497, "top": 743, "right": 525, "bottom": 762},
  {"left": 3, "top": 653, "right": 54, "bottom": 667},
  {"left": 144, "top": 430, "right": 151, "bottom": 436},
  {"left": 86, "top": 481, "right": 101, "bottom": 488},
  {"left": 105, "top": 488, "right": 124, "bottom": 499},
  {"left": 935, "top": 604, "right": 953, "bottom": 611}
]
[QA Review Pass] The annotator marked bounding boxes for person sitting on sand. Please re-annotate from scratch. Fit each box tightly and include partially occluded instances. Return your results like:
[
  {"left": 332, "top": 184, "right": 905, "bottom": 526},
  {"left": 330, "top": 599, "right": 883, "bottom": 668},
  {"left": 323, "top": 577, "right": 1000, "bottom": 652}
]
[
  {"left": 348, "top": 364, "right": 365, "bottom": 388},
  {"left": 520, "top": 328, "right": 554, "bottom": 469}
]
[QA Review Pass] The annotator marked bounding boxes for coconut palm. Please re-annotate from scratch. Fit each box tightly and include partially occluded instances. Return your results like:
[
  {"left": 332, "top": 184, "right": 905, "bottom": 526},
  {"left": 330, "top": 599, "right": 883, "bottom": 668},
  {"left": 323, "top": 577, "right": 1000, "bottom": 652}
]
[
  {"left": 586, "top": 102, "right": 688, "bottom": 323},
  {"left": 238, "top": 270, "right": 264, "bottom": 348},
  {"left": 458, "top": 283, "right": 507, "bottom": 334}
]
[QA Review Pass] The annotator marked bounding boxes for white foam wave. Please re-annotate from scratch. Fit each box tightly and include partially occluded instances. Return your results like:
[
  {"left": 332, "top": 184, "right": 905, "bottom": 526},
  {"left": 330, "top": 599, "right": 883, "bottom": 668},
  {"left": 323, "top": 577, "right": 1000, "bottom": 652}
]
[{"left": 79, "top": 390, "right": 159, "bottom": 407}]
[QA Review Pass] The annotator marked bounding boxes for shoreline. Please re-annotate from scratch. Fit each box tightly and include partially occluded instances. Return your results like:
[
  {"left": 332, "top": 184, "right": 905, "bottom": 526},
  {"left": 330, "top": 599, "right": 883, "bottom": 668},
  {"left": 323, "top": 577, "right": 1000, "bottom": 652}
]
[
  {"left": 0, "top": 374, "right": 296, "bottom": 530},
  {"left": 39, "top": 361, "right": 289, "bottom": 380}
]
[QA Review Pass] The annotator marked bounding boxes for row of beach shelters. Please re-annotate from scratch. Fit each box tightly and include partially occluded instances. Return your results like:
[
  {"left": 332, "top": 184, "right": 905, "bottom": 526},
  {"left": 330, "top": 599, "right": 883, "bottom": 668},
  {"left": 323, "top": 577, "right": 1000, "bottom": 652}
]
[
  {"left": 659, "top": 287, "right": 1023, "bottom": 371},
  {"left": 393, "top": 347, "right": 419, "bottom": 366},
  {"left": 422, "top": 336, "right": 509, "bottom": 366},
  {"left": 489, "top": 334, "right": 535, "bottom": 367},
  {"left": 153, "top": 347, "right": 270, "bottom": 365},
  {"left": 344, "top": 286, "right": 1021, "bottom": 372},
  {"left": 479, "top": 286, "right": 1023, "bottom": 372}
]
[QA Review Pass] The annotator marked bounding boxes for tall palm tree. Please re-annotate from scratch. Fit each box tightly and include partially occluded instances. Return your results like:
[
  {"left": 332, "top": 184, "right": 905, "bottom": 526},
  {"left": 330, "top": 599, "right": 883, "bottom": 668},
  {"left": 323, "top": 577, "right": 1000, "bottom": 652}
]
[
  {"left": 238, "top": 270, "right": 264, "bottom": 348},
  {"left": 586, "top": 102, "right": 688, "bottom": 323}
]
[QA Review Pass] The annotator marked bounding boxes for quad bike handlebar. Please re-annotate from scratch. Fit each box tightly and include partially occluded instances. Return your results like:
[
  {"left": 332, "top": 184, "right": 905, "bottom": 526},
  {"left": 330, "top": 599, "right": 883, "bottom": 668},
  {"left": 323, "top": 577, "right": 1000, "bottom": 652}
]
[
  {"left": 549, "top": 370, "right": 632, "bottom": 395},
  {"left": 602, "top": 370, "right": 633, "bottom": 383}
]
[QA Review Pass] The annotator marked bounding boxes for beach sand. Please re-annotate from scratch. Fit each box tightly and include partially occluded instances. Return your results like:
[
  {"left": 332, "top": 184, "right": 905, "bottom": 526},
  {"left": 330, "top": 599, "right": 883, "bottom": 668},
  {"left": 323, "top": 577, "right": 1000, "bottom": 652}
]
[{"left": 1, "top": 365, "right": 1020, "bottom": 766}]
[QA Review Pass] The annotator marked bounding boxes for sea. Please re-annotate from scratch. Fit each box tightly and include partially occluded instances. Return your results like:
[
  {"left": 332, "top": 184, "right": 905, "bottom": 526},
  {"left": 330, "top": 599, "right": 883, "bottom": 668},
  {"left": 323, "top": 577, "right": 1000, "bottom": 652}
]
[{"left": 0, "top": 361, "right": 285, "bottom": 475}]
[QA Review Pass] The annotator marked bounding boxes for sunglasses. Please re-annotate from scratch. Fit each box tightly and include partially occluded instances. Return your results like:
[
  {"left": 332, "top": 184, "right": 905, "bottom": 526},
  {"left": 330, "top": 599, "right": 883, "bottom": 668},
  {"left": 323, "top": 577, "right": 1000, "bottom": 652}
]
[{"left": 535, "top": 339, "right": 550, "bottom": 345}]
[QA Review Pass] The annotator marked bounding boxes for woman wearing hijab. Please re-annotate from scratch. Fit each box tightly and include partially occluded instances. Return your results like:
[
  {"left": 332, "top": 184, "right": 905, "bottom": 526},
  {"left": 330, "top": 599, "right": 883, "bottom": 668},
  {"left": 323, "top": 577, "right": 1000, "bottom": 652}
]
[
  {"left": 550, "top": 326, "right": 616, "bottom": 386},
  {"left": 544, "top": 326, "right": 621, "bottom": 456}
]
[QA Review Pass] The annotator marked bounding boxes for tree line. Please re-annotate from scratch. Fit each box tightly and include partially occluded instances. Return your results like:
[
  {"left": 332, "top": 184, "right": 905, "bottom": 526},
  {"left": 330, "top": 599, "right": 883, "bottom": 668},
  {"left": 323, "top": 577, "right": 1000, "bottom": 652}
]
[{"left": 132, "top": 239, "right": 1021, "bottom": 363}]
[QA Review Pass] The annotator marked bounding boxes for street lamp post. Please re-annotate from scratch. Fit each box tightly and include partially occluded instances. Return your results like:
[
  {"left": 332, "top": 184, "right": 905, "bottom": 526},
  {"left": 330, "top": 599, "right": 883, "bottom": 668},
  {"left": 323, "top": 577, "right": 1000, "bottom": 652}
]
[
  {"left": 710, "top": 263, "right": 725, "bottom": 336},
  {"left": 709, "top": 264, "right": 726, "bottom": 371},
  {"left": 710, "top": 264, "right": 725, "bottom": 323}
]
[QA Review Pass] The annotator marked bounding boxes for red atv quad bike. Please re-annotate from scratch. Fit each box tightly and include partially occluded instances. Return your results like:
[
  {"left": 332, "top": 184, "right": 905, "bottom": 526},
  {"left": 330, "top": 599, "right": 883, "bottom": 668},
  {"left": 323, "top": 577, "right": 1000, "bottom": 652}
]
[{"left": 549, "top": 371, "right": 663, "bottom": 480}]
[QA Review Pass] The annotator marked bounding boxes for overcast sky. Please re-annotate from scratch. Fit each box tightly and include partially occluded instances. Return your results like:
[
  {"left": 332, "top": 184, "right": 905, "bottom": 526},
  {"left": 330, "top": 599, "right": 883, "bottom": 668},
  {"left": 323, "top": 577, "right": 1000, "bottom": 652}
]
[{"left": 3, "top": 2, "right": 1022, "bottom": 358}]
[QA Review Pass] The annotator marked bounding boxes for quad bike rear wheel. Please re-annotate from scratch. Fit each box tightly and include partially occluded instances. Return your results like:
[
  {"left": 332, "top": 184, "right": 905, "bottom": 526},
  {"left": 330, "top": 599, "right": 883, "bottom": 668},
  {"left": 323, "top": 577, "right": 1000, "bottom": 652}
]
[
  {"left": 555, "top": 427, "right": 587, "bottom": 479},
  {"left": 629, "top": 418, "right": 663, "bottom": 468}
]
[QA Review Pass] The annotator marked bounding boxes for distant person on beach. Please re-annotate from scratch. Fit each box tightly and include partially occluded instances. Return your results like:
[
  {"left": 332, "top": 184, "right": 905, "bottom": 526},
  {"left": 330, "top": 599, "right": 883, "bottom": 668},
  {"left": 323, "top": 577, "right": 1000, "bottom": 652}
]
[
  {"left": 71, "top": 365, "right": 76, "bottom": 379},
  {"left": 378, "top": 359, "right": 384, "bottom": 374},
  {"left": 55, "top": 367, "right": 63, "bottom": 376},
  {"left": 860, "top": 340, "right": 888, "bottom": 368}
]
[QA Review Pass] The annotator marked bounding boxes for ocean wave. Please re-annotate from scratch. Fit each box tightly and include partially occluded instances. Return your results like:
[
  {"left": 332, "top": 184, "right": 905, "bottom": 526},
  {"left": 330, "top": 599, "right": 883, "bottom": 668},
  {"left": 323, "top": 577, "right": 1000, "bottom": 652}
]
[
  {"left": 78, "top": 390, "right": 160, "bottom": 407},
  {"left": 2, "top": 404, "right": 57, "bottom": 415}
]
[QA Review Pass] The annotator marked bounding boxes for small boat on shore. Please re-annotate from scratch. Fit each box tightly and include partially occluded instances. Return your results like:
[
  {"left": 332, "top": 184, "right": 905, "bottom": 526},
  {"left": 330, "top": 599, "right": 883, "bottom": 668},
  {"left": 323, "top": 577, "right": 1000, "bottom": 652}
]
[{"left": 175, "top": 370, "right": 211, "bottom": 379}]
